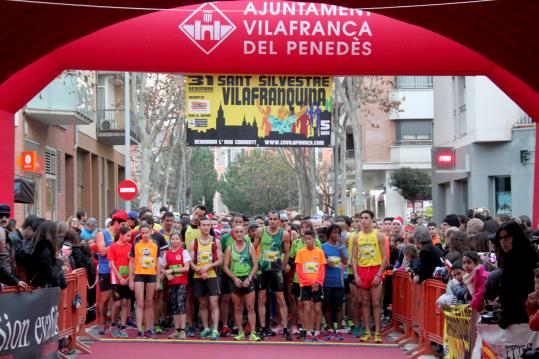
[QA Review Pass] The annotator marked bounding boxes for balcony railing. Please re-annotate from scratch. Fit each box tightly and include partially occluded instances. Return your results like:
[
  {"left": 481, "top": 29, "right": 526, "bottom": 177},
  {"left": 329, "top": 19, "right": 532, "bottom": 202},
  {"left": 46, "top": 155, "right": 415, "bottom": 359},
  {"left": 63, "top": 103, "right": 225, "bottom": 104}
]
[
  {"left": 96, "top": 109, "right": 141, "bottom": 145},
  {"left": 395, "top": 76, "right": 433, "bottom": 89},
  {"left": 25, "top": 71, "right": 94, "bottom": 125}
]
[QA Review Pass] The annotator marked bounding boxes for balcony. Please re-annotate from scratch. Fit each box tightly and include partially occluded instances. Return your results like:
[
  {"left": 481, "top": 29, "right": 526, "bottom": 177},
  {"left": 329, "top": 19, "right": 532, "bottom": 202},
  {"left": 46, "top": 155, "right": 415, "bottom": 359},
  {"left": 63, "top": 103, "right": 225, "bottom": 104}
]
[
  {"left": 96, "top": 109, "right": 141, "bottom": 145},
  {"left": 389, "top": 88, "right": 433, "bottom": 120},
  {"left": 390, "top": 143, "right": 432, "bottom": 166},
  {"left": 25, "top": 72, "right": 93, "bottom": 126}
]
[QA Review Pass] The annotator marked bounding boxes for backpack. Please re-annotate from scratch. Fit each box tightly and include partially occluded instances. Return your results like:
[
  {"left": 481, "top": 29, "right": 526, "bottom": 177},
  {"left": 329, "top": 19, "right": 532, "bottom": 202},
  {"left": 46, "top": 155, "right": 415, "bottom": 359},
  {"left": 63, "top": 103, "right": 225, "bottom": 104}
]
[{"left": 193, "top": 237, "right": 217, "bottom": 265}]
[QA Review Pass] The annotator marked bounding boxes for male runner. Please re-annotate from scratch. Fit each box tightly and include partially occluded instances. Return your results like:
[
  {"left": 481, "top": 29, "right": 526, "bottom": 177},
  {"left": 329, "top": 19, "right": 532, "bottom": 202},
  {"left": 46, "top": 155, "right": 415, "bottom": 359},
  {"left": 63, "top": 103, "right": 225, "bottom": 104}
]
[
  {"left": 352, "top": 210, "right": 387, "bottom": 343},
  {"left": 96, "top": 210, "right": 128, "bottom": 335},
  {"left": 346, "top": 214, "right": 362, "bottom": 337},
  {"left": 253, "top": 210, "right": 292, "bottom": 340},
  {"left": 188, "top": 217, "right": 223, "bottom": 340},
  {"left": 223, "top": 225, "right": 260, "bottom": 341}
]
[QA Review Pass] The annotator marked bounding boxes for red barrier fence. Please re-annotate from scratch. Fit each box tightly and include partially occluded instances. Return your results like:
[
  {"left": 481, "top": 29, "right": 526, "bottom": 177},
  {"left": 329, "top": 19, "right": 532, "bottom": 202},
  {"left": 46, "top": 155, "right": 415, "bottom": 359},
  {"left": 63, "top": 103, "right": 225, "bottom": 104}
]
[
  {"left": 384, "top": 273, "right": 447, "bottom": 358},
  {"left": 2, "top": 269, "right": 93, "bottom": 359}
]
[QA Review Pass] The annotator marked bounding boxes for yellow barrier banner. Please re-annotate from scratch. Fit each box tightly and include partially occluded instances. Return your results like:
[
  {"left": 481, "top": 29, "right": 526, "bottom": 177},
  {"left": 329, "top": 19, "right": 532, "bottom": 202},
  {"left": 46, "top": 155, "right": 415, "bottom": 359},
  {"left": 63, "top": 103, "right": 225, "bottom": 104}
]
[{"left": 443, "top": 305, "right": 473, "bottom": 359}]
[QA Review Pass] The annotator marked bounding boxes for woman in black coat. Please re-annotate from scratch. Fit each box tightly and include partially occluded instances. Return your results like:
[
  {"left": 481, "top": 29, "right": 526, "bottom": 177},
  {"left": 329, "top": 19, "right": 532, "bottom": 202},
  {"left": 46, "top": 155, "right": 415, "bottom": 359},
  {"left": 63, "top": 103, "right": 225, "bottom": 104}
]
[
  {"left": 495, "top": 221, "right": 539, "bottom": 329},
  {"left": 26, "top": 221, "right": 66, "bottom": 289}
]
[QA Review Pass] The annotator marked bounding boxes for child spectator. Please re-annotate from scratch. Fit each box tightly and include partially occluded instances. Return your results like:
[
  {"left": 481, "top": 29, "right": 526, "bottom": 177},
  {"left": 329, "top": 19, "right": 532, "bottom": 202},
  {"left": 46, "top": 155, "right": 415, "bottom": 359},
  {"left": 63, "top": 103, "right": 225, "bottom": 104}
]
[
  {"left": 436, "top": 259, "right": 470, "bottom": 307},
  {"left": 462, "top": 251, "right": 488, "bottom": 311},
  {"left": 396, "top": 244, "right": 417, "bottom": 272}
]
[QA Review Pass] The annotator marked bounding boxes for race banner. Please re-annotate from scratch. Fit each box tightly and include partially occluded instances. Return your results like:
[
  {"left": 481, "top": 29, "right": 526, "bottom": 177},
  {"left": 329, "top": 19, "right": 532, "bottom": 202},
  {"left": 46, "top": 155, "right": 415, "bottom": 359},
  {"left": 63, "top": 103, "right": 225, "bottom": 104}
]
[
  {"left": 472, "top": 323, "right": 539, "bottom": 359},
  {"left": 443, "top": 305, "right": 473, "bottom": 359},
  {"left": 186, "top": 74, "right": 333, "bottom": 147},
  {"left": 0, "top": 287, "right": 60, "bottom": 359}
]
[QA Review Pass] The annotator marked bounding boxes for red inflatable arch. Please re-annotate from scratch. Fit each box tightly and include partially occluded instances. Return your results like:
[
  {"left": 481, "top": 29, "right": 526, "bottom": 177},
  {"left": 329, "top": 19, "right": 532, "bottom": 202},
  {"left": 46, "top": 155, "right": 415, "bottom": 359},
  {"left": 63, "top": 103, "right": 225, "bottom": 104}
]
[{"left": 0, "top": 0, "right": 538, "bottom": 221}]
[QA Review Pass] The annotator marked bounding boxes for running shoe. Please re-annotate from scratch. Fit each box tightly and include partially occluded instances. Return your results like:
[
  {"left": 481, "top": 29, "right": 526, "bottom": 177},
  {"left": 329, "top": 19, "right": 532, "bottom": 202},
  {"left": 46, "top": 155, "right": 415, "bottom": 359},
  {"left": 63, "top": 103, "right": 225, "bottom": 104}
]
[
  {"left": 334, "top": 330, "right": 344, "bottom": 341},
  {"left": 374, "top": 333, "right": 383, "bottom": 344},
  {"left": 256, "top": 328, "right": 267, "bottom": 340},
  {"left": 299, "top": 329, "right": 307, "bottom": 340},
  {"left": 220, "top": 326, "right": 231, "bottom": 337},
  {"left": 249, "top": 332, "right": 262, "bottom": 342},
  {"left": 282, "top": 328, "right": 292, "bottom": 341},
  {"left": 154, "top": 324, "right": 163, "bottom": 334},
  {"left": 234, "top": 330, "right": 245, "bottom": 341},
  {"left": 352, "top": 326, "right": 361, "bottom": 338},
  {"left": 263, "top": 327, "right": 275, "bottom": 337},
  {"left": 110, "top": 327, "right": 121, "bottom": 338},
  {"left": 314, "top": 334, "right": 325, "bottom": 343},
  {"left": 145, "top": 329, "right": 156, "bottom": 339},
  {"left": 272, "top": 325, "right": 282, "bottom": 334},
  {"left": 347, "top": 319, "right": 354, "bottom": 328},
  {"left": 199, "top": 328, "right": 212, "bottom": 339},
  {"left": 137, "top": 330, "right": 145, "bottom": 339},
  {"left": 231, "top": 327, "right": 240, "bottom": 336},
  {"left": 178, "top": 330, "right": 187, "bottom": 340},
  {"left": 324, "top": 330, "right": 334, "bottom": 341},
  {"left": 98, "top": 324, "right": 110, "bottom": 336},
  {"left": 186, "top": 326, "right": 196, "bottom": 337},
  {"left": 305, "top": 334, "right": 314, "bottom": 342},
  {"left": 210, "top": 330, "right": 220, "bottom": 341},
  {"left": 126, "top": 319, "right": 137, "bottom": 328},
  {"left": 291, "top": 325, "right": 299, "bottom": 335},
  {"left": 360, "top": 331, "right": 372, "bottom": 342},
  {"left": 119, "top": 329, "right": 129, "bottom": 339},
  {"left": 168, "top": 331, "right": 182, "bottom": 339}
]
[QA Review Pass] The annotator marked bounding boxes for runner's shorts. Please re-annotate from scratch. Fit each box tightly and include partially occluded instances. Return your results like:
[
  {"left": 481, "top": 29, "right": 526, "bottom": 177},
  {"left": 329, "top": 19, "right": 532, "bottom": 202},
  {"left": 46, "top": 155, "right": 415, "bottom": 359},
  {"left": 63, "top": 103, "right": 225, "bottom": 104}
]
[
  {"left": 219, "top": 272, "right": 231, "bottom": 295},
  {"left": 134, "top": 274, "right": 157, "bottom": 283},
  {"left": 99, "top": 273, "right": 112, "bottom": 291},
  {"left": 258, "top": 270, "right": 284, "bottom": 292},
  {"left": 291, "top": 282, "right": 301, "bottom": 297},
  {"left": 112, "top": 284, "right": 131, "bottom": 301},
  {"left": 323, "top": 287, "right": 345, "bottom": 305},
  {"left": 229, "top": 276, "right": 255, "bottom": 295},
  {"left": 356, "top": 265, "right": 382, "bottom": 289},
  {"left": 168, "top": 284, "right": 188, "bottom": 315},
  {"left": 193, "top": 277, "right": 220, "bottom": 297},
  {"left": 299, "top": 285, "right": 324, "bottom": 302}
]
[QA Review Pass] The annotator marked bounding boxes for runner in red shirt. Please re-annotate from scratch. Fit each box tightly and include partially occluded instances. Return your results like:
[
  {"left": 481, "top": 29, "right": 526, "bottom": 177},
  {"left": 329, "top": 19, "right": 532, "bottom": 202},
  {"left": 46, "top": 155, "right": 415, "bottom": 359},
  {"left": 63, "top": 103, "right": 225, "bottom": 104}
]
[
  {"left": 108, "top": 226, "right": 133, "bottom": 338},
  {"left": 161, "top": 233, "right": 191, "bottom": 339}
]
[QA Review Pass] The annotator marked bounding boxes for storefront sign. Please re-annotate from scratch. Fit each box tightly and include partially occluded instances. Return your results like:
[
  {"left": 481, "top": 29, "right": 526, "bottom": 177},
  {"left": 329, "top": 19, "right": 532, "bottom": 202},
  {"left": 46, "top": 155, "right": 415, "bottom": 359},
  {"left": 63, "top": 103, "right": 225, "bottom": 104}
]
[
  {"left": 186, "top": 74, "right": 333, "bottom": 147},
  {"left": 0, "top": 287, "right": 60, "bottom": 359}
]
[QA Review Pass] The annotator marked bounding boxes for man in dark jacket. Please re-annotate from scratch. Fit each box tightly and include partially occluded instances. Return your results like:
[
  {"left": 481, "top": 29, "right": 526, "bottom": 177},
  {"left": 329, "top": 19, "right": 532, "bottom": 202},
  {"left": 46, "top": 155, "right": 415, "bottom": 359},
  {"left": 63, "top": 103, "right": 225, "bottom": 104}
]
[{"left": 413, "top": 226, "right": 443, "bottom": 283}]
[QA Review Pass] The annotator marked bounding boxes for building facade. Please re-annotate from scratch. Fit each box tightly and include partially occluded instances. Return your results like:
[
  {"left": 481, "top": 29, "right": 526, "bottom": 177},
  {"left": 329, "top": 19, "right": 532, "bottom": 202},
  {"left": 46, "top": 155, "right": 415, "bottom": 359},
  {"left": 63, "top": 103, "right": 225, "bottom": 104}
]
[
  {"left": 336, "top": 76, "right": 433, "bottom": 219},
  {"left": 13, "top": 71, "right": 139, "bottom": 225},
  {"left": 432, "top": 76, "right": 535, "bottom": 223}
]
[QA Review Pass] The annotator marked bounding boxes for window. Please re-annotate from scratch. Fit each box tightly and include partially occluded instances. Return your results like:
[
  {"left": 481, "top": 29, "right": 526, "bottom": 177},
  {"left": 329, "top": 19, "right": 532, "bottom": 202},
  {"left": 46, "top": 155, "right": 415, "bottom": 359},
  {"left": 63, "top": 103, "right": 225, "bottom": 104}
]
[
  {"left": 395, "top": 119, "right": 433, "bottom": 144},
  {"left": 45, "top": 147, "right": 57, "bottom": 220},
  {"left": 395, "top": 76, "right": 433, "bottom": 89},
  {"left": 494, "top": 176, "right": 511, "bottom": 215},
  {"left": 453, "top": 76, "right": 467, "bottom": 137},
  {"left": 346, "top": 133, "right": 354, "bottom": 158}
]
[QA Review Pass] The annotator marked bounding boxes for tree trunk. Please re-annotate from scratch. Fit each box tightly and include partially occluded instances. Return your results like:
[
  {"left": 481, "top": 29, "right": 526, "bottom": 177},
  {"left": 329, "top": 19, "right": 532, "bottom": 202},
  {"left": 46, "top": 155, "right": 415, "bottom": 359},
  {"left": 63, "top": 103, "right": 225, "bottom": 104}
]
[{"left": 310, "top": 148, "right": 317, "bottom": 216}]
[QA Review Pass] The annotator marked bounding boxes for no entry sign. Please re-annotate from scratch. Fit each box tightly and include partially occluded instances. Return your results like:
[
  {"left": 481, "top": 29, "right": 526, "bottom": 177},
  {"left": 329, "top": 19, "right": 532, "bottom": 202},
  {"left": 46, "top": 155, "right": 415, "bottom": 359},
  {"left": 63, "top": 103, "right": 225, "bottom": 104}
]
[{"left": 118, "top": 179, "right": 138, "bottom": 201}]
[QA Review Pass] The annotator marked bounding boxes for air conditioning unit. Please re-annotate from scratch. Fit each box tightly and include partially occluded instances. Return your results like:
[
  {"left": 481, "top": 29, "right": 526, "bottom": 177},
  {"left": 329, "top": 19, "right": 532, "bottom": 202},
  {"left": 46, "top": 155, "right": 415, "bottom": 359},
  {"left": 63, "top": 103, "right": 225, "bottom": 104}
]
[{"left": 101, "top": 120, "right": 111, "bottom": 130}]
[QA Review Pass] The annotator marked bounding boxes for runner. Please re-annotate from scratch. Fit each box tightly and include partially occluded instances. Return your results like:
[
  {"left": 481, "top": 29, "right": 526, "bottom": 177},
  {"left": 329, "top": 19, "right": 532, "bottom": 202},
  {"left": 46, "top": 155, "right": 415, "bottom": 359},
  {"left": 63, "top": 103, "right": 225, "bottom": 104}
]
[
  {"left": 96, "top": 210, "right": 128, "bottom": 335},
  {"left": 181, "top": 204, "right": 208, "bottom": 337},
  {"left": 218, "top": 214, "right": 249, "bottom": 336},
  {"left": 188, "top": 216, "right": 223, "bottom": 341},
  {"left": 222, "top": 225, "right": 261, "bottom": 341},
  {"left": 296, "top": 229, "right": 327, "bottom": 342},
  {"left": 352, "top": 210, "right": 387, "bottom": 343},
  {"left": 160, "top": 211, "right": 174, "bottom": 243},
  {"left": 346, "top": 214, "right": 362, "bottom": 337},
  {"left": 108, "top": 226, "right": 132, "bottom": 338},
  {"left": 129, "top": 223, "right": 160, "bottom": 338},
  {"left": 322, "top": 224, "right": 348, "bottom": 341},
  {"left": 253, "top": 210, "right": 292, "bottom": 340},
  {"left": 289, "top": 220, "right": 321, "bottom": 339},
  {"left": 160, "top": 232, "right": 191, "bottom": 339}
]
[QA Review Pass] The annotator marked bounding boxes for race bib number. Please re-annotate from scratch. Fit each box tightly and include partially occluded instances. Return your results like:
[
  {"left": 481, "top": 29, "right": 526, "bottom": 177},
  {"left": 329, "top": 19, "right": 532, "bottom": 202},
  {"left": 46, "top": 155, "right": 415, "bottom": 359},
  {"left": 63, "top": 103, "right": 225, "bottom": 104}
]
[
  {"left": 197, "top": 250, "right": 212, "bottom": 264},
  {"left": 359, "top": 245, "right": 375, "bottom": 259},
  {"left": 303, "top": 262, "right": 318, "bottom": 273},
  {"left": 170, "top": 264, "right": 183, "bottom": 277},
  {"left": 119, "top": 265, "right": 129, "bottom": 276},
  {"left": 263, "top": 250, "right": 279, "bottom": 262},
  {"left": 141, "top": 255, "right": 154, "bottom": 269},
  {"left": 328, "top": 256, "right": 341, "bottom": 268}
]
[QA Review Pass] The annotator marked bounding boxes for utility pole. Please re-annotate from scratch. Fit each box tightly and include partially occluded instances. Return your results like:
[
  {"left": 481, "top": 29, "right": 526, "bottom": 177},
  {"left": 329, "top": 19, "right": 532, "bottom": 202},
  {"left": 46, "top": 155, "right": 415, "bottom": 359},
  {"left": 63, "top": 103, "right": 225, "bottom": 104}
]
[
  {"left": 311, "top": 148, "right": 317, "bottom": 216},
  {"left": 124, "top": 72, "right": 131, "bottom": 212}
]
